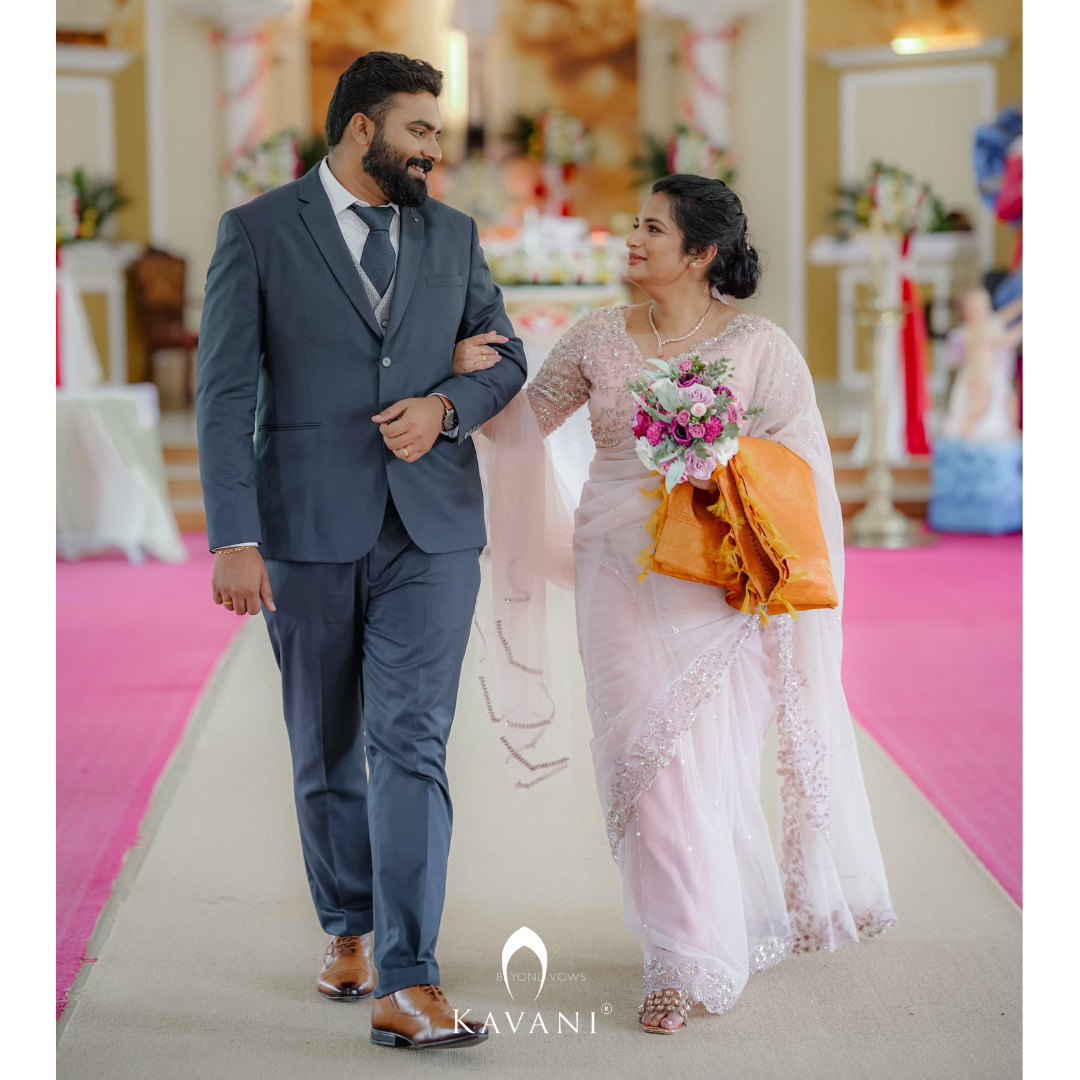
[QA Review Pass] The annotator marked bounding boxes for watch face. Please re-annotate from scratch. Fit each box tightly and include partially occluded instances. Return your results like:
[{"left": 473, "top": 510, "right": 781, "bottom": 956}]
[{"left": 443, "top": 407, "right": 457, "bottom": 432}]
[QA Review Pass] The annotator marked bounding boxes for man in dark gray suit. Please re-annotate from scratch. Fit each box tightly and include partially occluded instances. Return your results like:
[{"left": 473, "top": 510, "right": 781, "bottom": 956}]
[{"left": 196, "top": 52, "right": 524, "bottom": 1050}]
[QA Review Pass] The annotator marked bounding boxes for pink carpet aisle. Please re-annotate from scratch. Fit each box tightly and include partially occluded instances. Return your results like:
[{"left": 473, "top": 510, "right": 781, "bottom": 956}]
[
  {"left": 56, "top": 535, "right": 242, "bottom": 1017},
  {"left": 843, "top": 534, "right": 1022, "bottom": 905},
  {"left": 56, "top": 532, "right": 1022, "bottom": 1017}
]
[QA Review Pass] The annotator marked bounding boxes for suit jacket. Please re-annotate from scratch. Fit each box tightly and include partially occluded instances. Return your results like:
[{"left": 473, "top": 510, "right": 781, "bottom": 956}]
[{"left": 195, "top": 164, "right": 527, "bottom": 561}]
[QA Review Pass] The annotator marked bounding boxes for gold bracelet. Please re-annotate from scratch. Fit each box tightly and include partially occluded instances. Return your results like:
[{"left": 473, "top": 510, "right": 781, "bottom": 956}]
[{"left": 214, "top": 546, "right": 252, "bottom": 555}]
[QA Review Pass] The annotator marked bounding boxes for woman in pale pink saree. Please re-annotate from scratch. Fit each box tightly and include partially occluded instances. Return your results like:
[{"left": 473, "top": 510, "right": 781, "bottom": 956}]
[{"left": 465, "top": 175, "right": 895, "bottom": 1034}]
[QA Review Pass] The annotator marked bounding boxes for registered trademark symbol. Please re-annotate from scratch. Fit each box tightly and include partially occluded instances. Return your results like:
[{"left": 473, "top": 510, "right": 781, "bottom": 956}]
[{"left": 600, "top": 1003, "right": 612, "bottom": 1015}]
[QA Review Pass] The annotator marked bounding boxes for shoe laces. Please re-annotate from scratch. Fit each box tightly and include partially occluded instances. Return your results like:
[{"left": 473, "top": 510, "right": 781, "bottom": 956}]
[
  {"left": 418, "top": 984, "right": 447, "bottom": 1003},
  {"left": 330, "top": 935, "right": 363, "bottom": 956}
]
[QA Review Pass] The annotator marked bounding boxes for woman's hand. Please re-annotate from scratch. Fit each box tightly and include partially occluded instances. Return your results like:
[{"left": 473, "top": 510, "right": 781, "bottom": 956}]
[{"left": 453, "top": 331, "right": 509, "bottom": 375}]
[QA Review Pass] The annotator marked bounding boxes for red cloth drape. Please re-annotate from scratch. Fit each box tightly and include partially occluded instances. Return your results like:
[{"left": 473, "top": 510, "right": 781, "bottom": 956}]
[
  {"left": 996, "top": 153, "right": 1023, "bottom": 270},
  {"left": 899, "top": 234, "right": 931, "bottom": 455}
]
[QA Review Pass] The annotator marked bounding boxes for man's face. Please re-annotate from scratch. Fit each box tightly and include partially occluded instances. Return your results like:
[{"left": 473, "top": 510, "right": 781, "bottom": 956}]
[{"left": 362, "top": 91, "right": 443, "bottom": 207}]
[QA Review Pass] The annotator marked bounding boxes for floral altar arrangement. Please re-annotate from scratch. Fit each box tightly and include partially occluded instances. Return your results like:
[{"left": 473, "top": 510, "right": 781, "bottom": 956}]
[
  {"left": 231, "top": 132, "right": 303, "bottom": 197},
  {"left": 504, "top": 109, "right": 594, "bottom": 217},
  {"left": 829, "top": 161, "right": 968, "bottom": 240},
  {"left": 626, "top": 352, "right": 761, "bottom": 491},
  {"left": 506, "top": 108, "right": 595, "bottom": 165},
  {"left": 634, "top": 124, "right": 736, "bottom": 187},
  {"left": 482, "top": 210, "right": 628, "bottom": 286},
  {"left": 56, "top": 170, "right": 129, "bottom": 244}
]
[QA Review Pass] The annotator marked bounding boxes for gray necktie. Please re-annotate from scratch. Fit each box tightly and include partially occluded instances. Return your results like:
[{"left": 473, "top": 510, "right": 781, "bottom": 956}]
[{"left": 349, "top": 204, "right": 396, "bottom": 297}]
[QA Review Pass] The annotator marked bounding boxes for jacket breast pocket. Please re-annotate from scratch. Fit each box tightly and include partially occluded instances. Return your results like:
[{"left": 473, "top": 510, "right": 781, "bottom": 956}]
[
  {"left": 425, "top": 274, "right": 465, "bottom": 288},
  {"left": 259, "top": 422, "right": 322, "bottom": 431}
]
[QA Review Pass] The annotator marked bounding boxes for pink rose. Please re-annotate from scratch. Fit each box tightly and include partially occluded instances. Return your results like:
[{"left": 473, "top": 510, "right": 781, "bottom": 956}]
[
  {"left": 675, "top": 409, "right": 691, "bottom": 426},
  {"left": 684, "top": 448, "right": 716, "bottom": 480},
  {"left": 686, "top": 384, "right": 715, "bottom": 406},
  {"left": 632, "top": 409, "right": 651, "bottom": 438},
  {"left": 704, "top": 416, "right": 724, "bottom": 442},
  {"left": 678, "top": 358, "right": 694, "bottom": 372},
  {"left": 688, "top": 422, "right": 706, "bottom": 439},
  {"left": 645, "top": 421, "right": 665, "bottom": 446},
  {"left": 715, "top": 384, "right": 733, "bottom": 399},
  {"left": 726, "top": 400, "right": 744, "bottom": 426}
]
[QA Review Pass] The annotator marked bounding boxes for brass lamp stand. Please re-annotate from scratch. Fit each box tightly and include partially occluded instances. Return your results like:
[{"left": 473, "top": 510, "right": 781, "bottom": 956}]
[{"left": 848, "top": 214, "right": 919, "bottom": 549}]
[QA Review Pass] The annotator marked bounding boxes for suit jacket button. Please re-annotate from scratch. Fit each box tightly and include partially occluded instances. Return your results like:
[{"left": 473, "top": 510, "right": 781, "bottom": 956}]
[{"left": 381, "top": 356, "right": 392, "bottom": 368}]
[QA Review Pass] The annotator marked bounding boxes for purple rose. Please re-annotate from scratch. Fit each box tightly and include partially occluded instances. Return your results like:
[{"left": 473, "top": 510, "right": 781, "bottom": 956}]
[
  {"left": 688, "top": 422, "right": 706, "bottom": 439},
  {"left": 684, "top": 448, "right": 717, "bottom": 480},
  {"left": 677, "top": 373, "right": 702, "bottom": 388},
  {"left": 671, "top": 422, "right": 692, "bottom": 446},
  {"left": 645, "top": 421, "right": 665, "bottom": 446},
  {"left": 686, "top": 384, "right": 715, "bottom": 406},
  {"left": 632, "top": 409, "right": 651, "bottom": 438}
]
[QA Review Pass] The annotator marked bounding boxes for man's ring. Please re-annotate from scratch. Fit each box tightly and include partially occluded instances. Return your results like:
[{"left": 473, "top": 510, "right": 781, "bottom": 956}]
[
  {"left": 224, "top": 600, "right": 234, "bottom": 609},
  {"left": 402, "top": 446, "right": 410, "bottom": 458}
]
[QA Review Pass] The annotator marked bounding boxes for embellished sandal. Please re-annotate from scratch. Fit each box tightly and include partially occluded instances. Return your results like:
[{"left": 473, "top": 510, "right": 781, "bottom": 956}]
[{"left": 638, "top": 987, "right": 689, "bottom": 1034}]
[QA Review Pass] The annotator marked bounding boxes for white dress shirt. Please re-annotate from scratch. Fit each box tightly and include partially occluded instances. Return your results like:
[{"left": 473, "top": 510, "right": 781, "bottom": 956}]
[
  {"left": 318, "top": 156, "right": 401, "bottom": 264},
  {"left": 212, "top": 159, "right": 452, "bottom": 553}
]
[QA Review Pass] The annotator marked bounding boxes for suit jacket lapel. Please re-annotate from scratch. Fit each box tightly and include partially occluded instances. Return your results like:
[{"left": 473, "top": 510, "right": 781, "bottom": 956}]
[
  {"left": 383, "top": 209, "right": 424, "bottom": 342},
  {"left": 297, "top": 168, "right": 383, "bottom": 340}
]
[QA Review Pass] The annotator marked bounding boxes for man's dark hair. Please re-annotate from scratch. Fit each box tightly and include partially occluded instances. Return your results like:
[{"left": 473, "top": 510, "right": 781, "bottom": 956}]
[{"left": 325, "top": 51, "right": 444, "bottom": 148}]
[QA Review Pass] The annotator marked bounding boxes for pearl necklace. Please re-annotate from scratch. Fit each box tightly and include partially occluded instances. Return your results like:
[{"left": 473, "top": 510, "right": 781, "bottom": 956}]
[{"left": 649, "top": 299, "right": 712, "bottom": 358}]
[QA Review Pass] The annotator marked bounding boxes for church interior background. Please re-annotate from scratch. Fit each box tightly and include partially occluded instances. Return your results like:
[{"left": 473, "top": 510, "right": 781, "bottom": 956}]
[{"left": 55, "top": 1, "right": 1023, "bottom": 1070}]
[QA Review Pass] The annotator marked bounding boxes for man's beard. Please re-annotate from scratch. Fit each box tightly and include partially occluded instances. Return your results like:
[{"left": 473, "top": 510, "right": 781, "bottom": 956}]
[{"left": 362, "top": 126, "right": 431, "bottom": 207}]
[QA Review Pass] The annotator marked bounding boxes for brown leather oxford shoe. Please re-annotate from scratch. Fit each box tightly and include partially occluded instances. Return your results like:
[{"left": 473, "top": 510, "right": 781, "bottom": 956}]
[
  {"left": 317, "top": 933, "right": 376, "bottom": 1001},
  {"left": 370, "top": 984, "right": 488, "bottom": 1049}
]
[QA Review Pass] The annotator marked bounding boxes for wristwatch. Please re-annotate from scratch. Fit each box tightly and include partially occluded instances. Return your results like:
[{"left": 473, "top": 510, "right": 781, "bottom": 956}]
[{"left": 433, "top": 393, "right": 457, "bottom": 433}]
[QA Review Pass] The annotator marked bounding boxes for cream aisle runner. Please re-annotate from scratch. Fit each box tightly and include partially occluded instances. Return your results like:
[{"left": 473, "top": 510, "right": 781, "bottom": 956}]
[{"left": 58, "top": 611, "right": 1020, "bottom": 1080}]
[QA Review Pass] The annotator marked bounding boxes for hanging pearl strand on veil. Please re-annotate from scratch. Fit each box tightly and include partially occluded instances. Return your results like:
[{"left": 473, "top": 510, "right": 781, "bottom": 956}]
[{"left": 649, "top": 297, "right": 712, "bottom": 358}]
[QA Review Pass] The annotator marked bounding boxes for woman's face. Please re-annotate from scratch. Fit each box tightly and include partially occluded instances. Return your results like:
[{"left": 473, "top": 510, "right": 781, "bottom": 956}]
[{"left": 625, "top": 192, "right": 712, "bottom": 292}]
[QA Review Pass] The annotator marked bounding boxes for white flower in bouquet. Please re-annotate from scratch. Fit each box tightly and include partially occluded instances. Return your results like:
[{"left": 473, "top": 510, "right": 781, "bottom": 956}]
[{"left": 625, "top": 353, "right": 763, "bottom": 492}]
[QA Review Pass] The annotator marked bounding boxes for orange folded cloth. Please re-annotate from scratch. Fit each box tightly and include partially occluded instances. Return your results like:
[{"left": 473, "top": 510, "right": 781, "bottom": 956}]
[{"left": 642, "top": 437, "right": 838, "bottom": 621}]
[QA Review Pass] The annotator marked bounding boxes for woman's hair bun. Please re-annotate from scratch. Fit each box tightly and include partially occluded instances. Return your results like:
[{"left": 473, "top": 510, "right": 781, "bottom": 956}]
[{"left": 651, "top": 173, "right": 761, "bottom": 300}]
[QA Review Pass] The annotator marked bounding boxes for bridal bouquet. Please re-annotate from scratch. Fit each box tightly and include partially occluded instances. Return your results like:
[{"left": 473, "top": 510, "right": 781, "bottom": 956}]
[{"left": 626, "top": 353, "right": 762, "bottom": 491}]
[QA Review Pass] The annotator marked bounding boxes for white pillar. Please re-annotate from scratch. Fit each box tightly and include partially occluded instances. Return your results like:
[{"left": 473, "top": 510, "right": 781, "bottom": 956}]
[
  {"left": 178, "top": 0, "right": 292, "bottom": 206},
  {"left": 640, "top": 0, "right": 772, "bottom": 152},
  {"left": 683, "top": 18, "right": 737, "bottom": 149}
]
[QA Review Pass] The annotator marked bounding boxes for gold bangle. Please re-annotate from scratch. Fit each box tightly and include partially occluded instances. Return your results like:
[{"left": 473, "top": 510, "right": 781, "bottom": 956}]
[{"left": 215, "top": 546, "right": 251, "bottom": 555}]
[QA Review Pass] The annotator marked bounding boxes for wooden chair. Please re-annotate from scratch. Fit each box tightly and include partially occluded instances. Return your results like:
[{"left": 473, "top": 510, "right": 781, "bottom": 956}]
[{"left": 129, "top": 248, "right": 199, "bottom": 406}]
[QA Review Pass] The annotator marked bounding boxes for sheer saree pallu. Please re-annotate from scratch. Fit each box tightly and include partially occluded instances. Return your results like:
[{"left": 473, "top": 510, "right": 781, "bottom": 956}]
[
  {"left": 643, "top": 437, "right": 839, "bottom": 619},
  {"left": 477, "top": 308, "right": 895, "bottom": 1016}
]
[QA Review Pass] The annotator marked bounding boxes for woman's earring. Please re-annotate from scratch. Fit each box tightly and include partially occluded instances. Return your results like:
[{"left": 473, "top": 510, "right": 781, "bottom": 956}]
[{"left": 691, "top": 261, "right": 697, "bottom": 266}]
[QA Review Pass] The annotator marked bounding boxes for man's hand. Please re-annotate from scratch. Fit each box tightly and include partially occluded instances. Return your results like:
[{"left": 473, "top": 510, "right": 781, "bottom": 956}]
[
  {"left": 372, "top": 397, "right": 445, "bottom": 463},
  {"left": 212, "top": 547, "right": 276, "bottom": 616}
]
